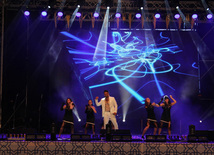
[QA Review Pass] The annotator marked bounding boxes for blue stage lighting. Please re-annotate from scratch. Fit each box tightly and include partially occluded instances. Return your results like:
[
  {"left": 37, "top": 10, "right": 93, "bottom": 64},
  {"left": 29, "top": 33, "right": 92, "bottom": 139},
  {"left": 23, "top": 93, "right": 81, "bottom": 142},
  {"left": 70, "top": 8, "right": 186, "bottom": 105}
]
[
  {"left": 24, "top": 11, "right": 30, "bottom": 16},
  {"left": 115, "top": 13, "right": 121, "bottom": 18},
  {"left": 57, "top": 12, "right": 63, "bottom": 17},
  {"left": 135, "top": 13, "right": 141, "bottom": 19},
  {"left": 76, "top": 12, "right": 81, "bottom": 17},
  {"left": 155, "top": 13, "right": 160, "bottom": 19},
  {"left": 174, "top": 14, "right": 180, "bottom": 19},
  {"left": 94, "top": 12, "right": 99, "bottom": 18},
  {"left": 41, "top": 11, "right": 47, "bottom": 17},
  {"left": 207, "top": 14, "right": 213, "bottom": 19},
  {"left": 192, "top": 14, "right": 198, "bottom": 19}
]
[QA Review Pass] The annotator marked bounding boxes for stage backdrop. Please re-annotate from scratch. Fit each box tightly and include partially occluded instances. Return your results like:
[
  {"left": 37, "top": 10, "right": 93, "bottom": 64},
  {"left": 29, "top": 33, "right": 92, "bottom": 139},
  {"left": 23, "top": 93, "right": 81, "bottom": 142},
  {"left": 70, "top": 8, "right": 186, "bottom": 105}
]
[
  {"left": 3, "top": 11, "right": 214, "bottom": 134},
  {"left": 53, "top": 29, "right": 198, "bottom": 134}
]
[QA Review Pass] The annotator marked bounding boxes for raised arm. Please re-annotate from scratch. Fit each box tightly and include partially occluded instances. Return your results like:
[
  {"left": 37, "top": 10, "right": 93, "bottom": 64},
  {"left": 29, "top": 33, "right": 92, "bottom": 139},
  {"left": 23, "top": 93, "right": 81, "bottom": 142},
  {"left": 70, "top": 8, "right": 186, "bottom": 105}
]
[
  {"left": 95, "top": 96, "right": 102, "bottom": 106},
  {"left": 170, "top": 95, "right": 177, "bottom": 106}
]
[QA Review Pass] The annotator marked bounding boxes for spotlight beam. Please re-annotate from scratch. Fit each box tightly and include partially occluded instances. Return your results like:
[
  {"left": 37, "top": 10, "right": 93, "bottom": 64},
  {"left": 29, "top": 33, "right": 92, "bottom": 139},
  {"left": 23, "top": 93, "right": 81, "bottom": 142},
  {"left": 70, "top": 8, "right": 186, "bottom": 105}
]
[
  {"left": 68, "top": 6, "right": 80, "bottom": 29},
  {"left": 116, "top": 0, "right": 122, "bottom": 13},
  {"left": 201, "top": 0, "right": 214, "bottom": 18},
  {"left": 94, "top": 0, "right": 101, "bottom": 15},
  {"left": 93, "top": 7, "right": 110, "bottom": 63}
]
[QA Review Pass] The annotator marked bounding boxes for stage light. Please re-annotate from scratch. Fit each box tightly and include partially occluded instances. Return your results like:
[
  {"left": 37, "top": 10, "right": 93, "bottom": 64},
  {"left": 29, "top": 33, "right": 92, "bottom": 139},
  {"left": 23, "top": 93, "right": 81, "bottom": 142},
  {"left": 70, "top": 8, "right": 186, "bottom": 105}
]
[
  {"left": 41, "top": 11, "right": 47, "bottom": 17},
  {"left": 207, "top": 8, "right": 209, "bottom": 11},
  {"left": 135, "top": 13, "right": 141, "bottom": 19},
  {"left": 200, "top": 120, "right": 202, "bottom": 123},
  {"left": 94, "top": 12, "right": 99, "bottom": 18},
  {"left": 76, "top": 12, "right": 81, "bottom": 17},
  {"left": 122, "top": 119, "right": 125, "bottom": 122},
  {"left": 207, "top": 14, "right": 213, "bottom": 19},
  {"left": 78, "top": 119, "right": 81, "bottom": 122},
  {"left": 57, "top": 12, "right": 63, "bottom": 17},
  {"left": 48, "top": 6, "right": 51, "bottom": 9},
  {"left": 174, "top": 14, "right": 180, "bottom": 19},
  {"left": 141, "top": 7, "right": 143, "bottom": 10},
  {"left": 155, "top": 13, "right": 160, "bottom": 19},
  {"left": 107, "top": 6, "right": 110, "bottom": 9},
  {"left": 24, "top": 11, "right": 30, "bottom": 16},
  {"left": 192, "top": 14, "right": 198, "bottom": 19},
  {"left": 77, "top": 5, "right": 80, "bottom": 8},
  {"left": 176, "top": 6, "right": 179, "bottom": 9},
  {"left": 115, "top": 13, "right": 121, "bottom": 18}
]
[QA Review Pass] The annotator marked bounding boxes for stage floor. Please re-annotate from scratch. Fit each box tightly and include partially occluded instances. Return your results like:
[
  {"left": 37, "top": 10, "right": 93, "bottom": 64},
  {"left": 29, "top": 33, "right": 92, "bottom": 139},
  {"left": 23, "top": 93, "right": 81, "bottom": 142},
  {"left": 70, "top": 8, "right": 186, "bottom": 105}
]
[{"left": 0, "top": 135, "right": 214, "bottom": 155}]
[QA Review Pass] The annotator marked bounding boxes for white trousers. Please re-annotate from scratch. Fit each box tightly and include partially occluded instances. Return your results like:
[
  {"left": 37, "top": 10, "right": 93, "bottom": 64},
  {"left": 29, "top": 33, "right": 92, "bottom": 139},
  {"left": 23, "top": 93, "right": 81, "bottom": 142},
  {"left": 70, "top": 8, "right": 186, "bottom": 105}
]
[{"left": 103, "top": 112, "right": 118, "bottom": 129}]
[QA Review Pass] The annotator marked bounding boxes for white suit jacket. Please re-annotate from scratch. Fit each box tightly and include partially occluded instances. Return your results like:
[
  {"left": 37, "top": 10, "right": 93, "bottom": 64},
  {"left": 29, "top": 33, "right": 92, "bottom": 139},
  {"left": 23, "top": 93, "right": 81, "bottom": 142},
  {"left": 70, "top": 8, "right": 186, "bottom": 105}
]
[{"left": 95, "top": 96, "right": 118, "bottom": 117}]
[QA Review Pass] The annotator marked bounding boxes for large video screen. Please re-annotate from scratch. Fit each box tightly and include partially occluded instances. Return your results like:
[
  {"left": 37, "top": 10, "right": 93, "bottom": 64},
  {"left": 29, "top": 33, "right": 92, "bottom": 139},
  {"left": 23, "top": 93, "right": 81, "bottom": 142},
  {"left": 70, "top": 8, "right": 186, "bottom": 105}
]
[{"left": 59, "top": 29, "right": 198, "bottom": 134}]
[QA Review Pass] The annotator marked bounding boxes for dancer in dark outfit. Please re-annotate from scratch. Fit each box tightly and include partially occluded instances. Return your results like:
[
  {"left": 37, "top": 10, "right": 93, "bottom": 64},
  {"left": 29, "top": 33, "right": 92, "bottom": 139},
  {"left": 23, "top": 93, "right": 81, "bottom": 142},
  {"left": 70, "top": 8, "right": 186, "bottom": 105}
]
[
  {"left": 142, "top": 98, "right": 160, "bottom": 138},
  {"left": 59, "top": 98, "right": 75, "bottom": 137},
  {"left": 158, "top": 95, "right": 177, "bottom": 136},
  {"left": 85, "top": 99, "right": 97, "bottom": 135}
]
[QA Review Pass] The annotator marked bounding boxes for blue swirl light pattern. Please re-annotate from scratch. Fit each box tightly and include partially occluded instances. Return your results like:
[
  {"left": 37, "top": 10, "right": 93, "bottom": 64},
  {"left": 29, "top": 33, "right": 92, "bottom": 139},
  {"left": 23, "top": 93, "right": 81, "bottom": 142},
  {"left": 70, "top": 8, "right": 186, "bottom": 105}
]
[{"left": 61, "top": 31, "right": 197, "bottom": 104}]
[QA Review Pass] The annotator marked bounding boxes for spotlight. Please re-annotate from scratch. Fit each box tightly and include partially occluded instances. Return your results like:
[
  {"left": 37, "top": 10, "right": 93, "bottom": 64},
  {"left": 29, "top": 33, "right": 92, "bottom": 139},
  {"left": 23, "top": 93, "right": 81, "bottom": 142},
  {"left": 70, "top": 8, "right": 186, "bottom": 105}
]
[
  {"left": 24, "top": 11, "right": 30, "bottom": 16},
  {"left": 192, "top": 14, "right": 198, "bottom": 19},
  {"left": 115, "top": 13, "right": 121, "bottom": 18},
  {"left": 199, "top": 120, "right": 202, "bottom": 123},
  {"left": 107, "top": 6, "right": 110, "bottom": 9},
  {"left": 41, "top": 11, "right": 47, "bottom": 17},
  {"left": 94, "top": 12, "right": 99, "bottom": 18},
  {"left": 76, "top": 12, "right": 81, "bottom": 18},
  {"left": 176, "top": 6, "right": 179, "bottom": 9},
  {"left": 122, "top": 119, "right": 125, "bottom": 122},
  {"left": 48, "top": 6, "right": 51, "bottom": 9},
  {"left": 78, "top": 119, "right": 81, "bottom": 122},
  {"left": 140, "top": 7, "right": 143, "bottom": 10},
  {"left": 174, "top": 14, "right": 180, "bottom": 19},
  {"left": 155, "top": 13, "right": 160, "bottom": 19},
  {"left": 77, "top": 5, "right": 80, "bottom": 8},
  {"left": 135, "top": 13, "right": 141, "bottom": 19},
  {"left": 207, "top": 14, "right": 213, "bottom": 19},
  {"left": 57, "top": 12, "right": 63, "bottom": 17},
  {"left": 207, "top": 8, "right": 209, "bottom": 11}
]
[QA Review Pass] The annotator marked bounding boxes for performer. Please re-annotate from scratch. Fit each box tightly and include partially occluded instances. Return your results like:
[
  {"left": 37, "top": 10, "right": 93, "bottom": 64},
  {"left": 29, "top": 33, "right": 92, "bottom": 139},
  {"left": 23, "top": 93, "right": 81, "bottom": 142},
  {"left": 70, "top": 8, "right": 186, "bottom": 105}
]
[
  {"left": 95, "top": 90, "right": 119, "bottom": 130},
  {"left": 59, "top": 98, "right": 75, "bottom": 138},
  {"left": 158, "top": 95, "right": 177, "bottom": 136},
  {"left": 142, "top": 98, "right": 159, "bottom": 138},
  {"left": 85, "top": 99, "right": 97, "bottom": 135}
]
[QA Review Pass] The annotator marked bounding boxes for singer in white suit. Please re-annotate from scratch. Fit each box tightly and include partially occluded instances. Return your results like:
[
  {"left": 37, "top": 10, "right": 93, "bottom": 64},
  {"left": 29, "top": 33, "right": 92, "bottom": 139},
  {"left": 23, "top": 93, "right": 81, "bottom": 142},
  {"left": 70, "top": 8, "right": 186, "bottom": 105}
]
[{"left": 95, "top": 90, "right": 119, "bottom": 129}]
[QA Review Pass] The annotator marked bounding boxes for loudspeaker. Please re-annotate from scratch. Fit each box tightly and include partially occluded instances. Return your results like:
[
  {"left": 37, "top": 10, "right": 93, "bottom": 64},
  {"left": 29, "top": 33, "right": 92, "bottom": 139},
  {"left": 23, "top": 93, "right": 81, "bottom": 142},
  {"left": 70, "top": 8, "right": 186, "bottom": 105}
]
[
  {"left": 189, "top": 125, "right": 195, "bottom": 135},
  {"left": 26, "top": 134, "right": 36, "bottom": 141},
  {"left": 70, "top": 134, "right": 81, "bottom": 141},
  {"left": 187, "top": 135, "right": 198, "bottom": 142},
  {"left": 106, "top": 124, "right": 112, "bottom": 141},
  {"left": 146, "top": 135, "right": 166, "bottom": 142},
  {"left": 156, "top": 135, "right": 167, "bottom": 142},
  {"left": 145, "top": 135, "right": 156, "bottom": 142},
  {"left": 26, "top": 134, "right": 46, "bottom": 141},
  {"left": 51, "top": 123, "right": 56, "bottom": 141},
  {"left": 196, "top": 130, "right": 214, "bottom": 141},
  {"left": 36, "top": 134, "right": 46, "bottom": 141},
  {"left": 70, "top": 134, "right": 91, "bottom": 141}
]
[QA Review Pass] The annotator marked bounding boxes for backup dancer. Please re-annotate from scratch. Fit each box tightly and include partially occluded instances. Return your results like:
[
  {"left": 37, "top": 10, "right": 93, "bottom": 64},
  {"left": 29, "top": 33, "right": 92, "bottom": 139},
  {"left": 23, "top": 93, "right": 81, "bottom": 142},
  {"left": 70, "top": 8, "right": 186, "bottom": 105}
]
[
  {"left": 59, "top": 98, "right": 75, "bottom": 138},
  {"left": 158, "top": 95, "right": 177, "bottom": 136},
  {"left": 142, "top": 98, "right": 160, "bottom": 138},
  {"left": 85, "top": 99, "right": 97, "bottom": 135}
]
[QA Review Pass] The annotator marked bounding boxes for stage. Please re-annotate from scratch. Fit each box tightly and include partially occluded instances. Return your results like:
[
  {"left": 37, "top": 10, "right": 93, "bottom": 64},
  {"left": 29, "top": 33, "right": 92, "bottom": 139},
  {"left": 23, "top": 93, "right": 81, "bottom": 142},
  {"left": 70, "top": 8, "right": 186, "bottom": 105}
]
[{"left": 0, "top": 139, "right": 213, "bottom": 154}]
